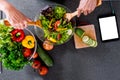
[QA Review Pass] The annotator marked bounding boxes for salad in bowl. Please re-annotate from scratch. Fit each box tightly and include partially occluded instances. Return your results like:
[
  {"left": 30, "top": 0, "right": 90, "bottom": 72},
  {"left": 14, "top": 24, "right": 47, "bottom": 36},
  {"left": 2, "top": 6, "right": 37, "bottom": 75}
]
[{"left": 34, "top": 4, "right": 76, "bottom": 45}]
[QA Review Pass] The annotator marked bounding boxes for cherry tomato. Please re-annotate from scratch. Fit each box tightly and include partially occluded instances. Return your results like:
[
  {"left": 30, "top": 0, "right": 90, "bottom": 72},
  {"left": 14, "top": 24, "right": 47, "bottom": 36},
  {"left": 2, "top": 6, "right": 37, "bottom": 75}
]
[
  {"left": 54, "top": 20, "right": 60, "bottom": 30},
  {"left": 39, "top": 66, "right": 48, "bottom": 76},
  {"left": 43, "top": 40, "right": 54, "bottom": 51},
  {"left": 23, "top": 48, "right": 32, "bottom": 57},
  {"left": 32, "top": 60, "right": 41, "bottom": 69},
  {"left": 57, "top": 34, "right": 61, "bottom": 40},
  {"left": 32, "top": 52, "right": 39, "bottom": 59}
]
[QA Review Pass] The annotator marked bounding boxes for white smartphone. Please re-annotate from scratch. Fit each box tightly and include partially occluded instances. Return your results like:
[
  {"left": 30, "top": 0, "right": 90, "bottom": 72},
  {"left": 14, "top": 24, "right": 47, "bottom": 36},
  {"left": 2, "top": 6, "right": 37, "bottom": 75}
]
[{"left": 98, "top": 15, "right": 119, "bottom": 41}]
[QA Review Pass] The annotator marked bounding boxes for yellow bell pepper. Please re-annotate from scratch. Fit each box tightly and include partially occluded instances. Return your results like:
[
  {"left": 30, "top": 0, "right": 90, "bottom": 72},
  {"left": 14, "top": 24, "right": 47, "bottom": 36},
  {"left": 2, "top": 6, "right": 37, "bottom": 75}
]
[
  {"left": 22, "top": 35, "right": 35, "bottom": 49},
  {"left": 48, "top": 19, "right": 53, "bottom": 28},
  {"left": 48, "top": 37, "right": 57, "bottom": 43},
  {"left": 56, "top": 28, "right": 67, "bottom": 32}
]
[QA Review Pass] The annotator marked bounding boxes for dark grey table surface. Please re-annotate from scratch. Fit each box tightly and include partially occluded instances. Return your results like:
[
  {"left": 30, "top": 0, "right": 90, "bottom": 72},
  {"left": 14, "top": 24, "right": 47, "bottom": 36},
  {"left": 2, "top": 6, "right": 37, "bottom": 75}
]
[{"left": 1, "top": 0, "right": 120, "bottom": 80}]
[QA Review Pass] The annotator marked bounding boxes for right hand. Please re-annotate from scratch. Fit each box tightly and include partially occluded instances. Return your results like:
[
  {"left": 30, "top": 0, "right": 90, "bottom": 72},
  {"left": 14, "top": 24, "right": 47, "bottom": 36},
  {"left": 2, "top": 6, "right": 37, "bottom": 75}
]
[{"left": 77, "top": 0, "right": 97, "bottom": 17}]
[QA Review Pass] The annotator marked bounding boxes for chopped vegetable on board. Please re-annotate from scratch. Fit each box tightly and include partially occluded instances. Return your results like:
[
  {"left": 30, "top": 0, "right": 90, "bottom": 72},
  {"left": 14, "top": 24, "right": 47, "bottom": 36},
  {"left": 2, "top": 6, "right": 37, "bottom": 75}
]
[
  {"left": 82, "top": 35, "right": 98, "bottom": 47},
  {"left": 75, "top": 28, "right": 85, "bottom": 38}
]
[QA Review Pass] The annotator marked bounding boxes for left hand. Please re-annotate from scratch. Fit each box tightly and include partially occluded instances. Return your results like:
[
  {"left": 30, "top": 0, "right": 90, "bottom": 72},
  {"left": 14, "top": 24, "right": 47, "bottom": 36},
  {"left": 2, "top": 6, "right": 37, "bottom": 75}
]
[
  {"left": 77, "top": 0, "right": 97, "bottom": 17},
  {"left": 0, "top": 0, "right": 32, "bottom": 29}
]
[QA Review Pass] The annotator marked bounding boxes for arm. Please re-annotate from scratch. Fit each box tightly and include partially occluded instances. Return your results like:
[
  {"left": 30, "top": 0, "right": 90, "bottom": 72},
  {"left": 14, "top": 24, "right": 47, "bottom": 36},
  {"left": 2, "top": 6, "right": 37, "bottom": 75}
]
[
  {"left": 77, "top": 0, "right": 102, "bottom": 17},
  {"left": 0, "top": 0, "right": 31, "bottom": 29}
]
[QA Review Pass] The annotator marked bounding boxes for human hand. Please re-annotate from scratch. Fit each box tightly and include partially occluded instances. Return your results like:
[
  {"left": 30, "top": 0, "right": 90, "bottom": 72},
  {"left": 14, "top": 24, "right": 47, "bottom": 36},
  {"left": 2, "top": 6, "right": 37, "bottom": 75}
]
[
  {"left": 5, "top": 6, "right": 32, "bottom": 29},
  {"left": 77, "top": 0, "right": 97, "bottom": 17},
  {"left": 0, "top": 0, "right": 32, "bottom": 29}
]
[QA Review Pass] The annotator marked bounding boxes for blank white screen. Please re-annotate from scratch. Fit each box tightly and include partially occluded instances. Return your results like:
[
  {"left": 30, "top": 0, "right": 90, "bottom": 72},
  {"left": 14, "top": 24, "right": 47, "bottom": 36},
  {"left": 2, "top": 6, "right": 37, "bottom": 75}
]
[{"left": 99, "top": 16, "right": 119, "bottom": 41}]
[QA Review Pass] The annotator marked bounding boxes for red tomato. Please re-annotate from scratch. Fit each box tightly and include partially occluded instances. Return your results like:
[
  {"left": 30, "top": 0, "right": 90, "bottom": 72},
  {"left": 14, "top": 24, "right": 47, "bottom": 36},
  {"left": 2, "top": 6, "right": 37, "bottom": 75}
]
[
  {"left": 23, "top": 48, "right": 32, "bottom": 57},
  {"left": 54, "top": 20, "right": 60, "bottom": 30},
  {"left": 32, "top": 60, "right": 41, "bottom": 69},
  {"left": 32, "top": 52, "right": 39, "bottom": 59},
  {"left": 43, "top": 40, "right": 54, "bottom": 51},
  {"left": 39, "top": 66, "right": 48, "bottom": 76},
  {"left": 57, "top": 34, "right": 61, "bottom": 40}
]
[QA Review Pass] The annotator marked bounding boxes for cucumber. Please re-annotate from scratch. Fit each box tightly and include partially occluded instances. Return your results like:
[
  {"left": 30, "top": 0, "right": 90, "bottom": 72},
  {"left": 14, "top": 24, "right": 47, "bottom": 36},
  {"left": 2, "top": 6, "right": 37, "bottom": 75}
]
[
  {"left": 82, "top": 35, "right": 89, "bottom": 43},
  {"left": 75, "top": 28, "right": 85, "bottom": 38},
  {"left": 87, "top": 38, "right": 94, "bottom": 45},
  {"left": 37, "top": 44, "right": 54, "bottom": 67},
  {"left": 82, "top": 35, "right": 98, "bottom": 47},
  {"left": 90, "top": 40, "right": 98, "bottom": 47}
]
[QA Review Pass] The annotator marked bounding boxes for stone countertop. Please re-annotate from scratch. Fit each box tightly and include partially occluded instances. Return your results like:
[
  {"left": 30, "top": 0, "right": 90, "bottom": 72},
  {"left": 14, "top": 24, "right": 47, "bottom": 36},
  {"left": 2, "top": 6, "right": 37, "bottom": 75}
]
[{"left": 0, "top": 0, "right": 120, "bottom": 80}]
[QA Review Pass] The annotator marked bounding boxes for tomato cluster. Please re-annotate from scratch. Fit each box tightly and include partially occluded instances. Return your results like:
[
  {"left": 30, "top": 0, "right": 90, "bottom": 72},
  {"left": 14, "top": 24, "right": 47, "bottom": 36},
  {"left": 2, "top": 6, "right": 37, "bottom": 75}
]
[
  {"left": 31, "top": 54, "right": 49, "bottom": 76},
  {"left": 32, "top": 60, "right": 48, "bottom": 76},
  {"left": 22, "top": 48, "right": 48, "bottom": 76}
]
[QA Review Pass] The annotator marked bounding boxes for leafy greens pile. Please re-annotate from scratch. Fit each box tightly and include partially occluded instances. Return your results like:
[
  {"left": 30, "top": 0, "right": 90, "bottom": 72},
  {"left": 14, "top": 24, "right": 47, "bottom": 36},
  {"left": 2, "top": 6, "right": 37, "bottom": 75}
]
[{"left": 0, "top": 24, "right": 28, "bottom": 70}]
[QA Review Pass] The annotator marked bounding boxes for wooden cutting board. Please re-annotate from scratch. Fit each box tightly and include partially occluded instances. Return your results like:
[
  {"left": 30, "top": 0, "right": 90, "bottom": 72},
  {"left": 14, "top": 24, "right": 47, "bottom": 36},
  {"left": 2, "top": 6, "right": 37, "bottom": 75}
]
[{"left": 74, "top": 24, "right": 97, "bottom": 49}]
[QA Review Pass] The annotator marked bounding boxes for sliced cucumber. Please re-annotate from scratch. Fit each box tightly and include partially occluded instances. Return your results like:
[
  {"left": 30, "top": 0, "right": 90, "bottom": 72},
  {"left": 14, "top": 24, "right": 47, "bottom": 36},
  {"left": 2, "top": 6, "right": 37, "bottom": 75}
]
[
  {"left": 86, "top": 38, "right": 93, "bottom": 45},
  {"left": 75, "top": 28, "right": 85, "bottom": 38},
  {"left": 89, "top": 40, "right": 98, "bottom": 47},
  {"left": 82, "top": 36, "right": 89, "bottom": 43},
  {"left": 67, "top": 29, "right": 72, "bottom": 35},
  {"left": 82, "top": 35, "right": 98, "bottom": 47}
]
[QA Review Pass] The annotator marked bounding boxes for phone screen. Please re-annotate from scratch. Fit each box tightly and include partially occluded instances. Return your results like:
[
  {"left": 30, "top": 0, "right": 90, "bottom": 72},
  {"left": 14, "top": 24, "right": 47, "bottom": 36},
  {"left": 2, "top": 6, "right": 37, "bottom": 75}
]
[{"left": 98, "top": 16, "right": 119, "bottom": 41}]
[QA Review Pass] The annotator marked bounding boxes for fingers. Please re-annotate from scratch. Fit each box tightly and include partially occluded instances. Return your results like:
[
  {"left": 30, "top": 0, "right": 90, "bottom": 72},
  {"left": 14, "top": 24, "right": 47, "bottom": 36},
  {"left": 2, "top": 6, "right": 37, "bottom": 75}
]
[
  {"left": 4, "top": 4, "right": 33, "bottom": 29},
  {"left": 27, "top": 18, "right": 32, "bottom": 22},
  {"left": 77, "top": 0, "right": 97, "bottom": 17},
  {"left": 83, "top": 8, "right": 94, "bottom": 15},
  {"left": 10, "top": 21, "right": 27, "bottom": 29},
  {"left": 77, "top": 8, "right": 94, "bottom": 17},
  {"left": 77, "top": 8, "right": 83, "bottom": 17},
  {"left": 8, "top": 18, "right": 32, "bottom": 29},
  {"left": 6, "top": 13, "right": 32, "bottom": 29},
  {"left": 83, "top": 10, "right": 88, "bottom": 15}
]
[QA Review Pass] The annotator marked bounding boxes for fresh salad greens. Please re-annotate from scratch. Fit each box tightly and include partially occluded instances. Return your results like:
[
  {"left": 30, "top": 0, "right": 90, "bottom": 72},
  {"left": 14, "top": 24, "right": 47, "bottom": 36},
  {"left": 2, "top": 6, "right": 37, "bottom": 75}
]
[
  {"left": 0, "top": 24, "right": 28, "bottom": 70},
  {"left": 54, "top": 6, "right": 66, "bottom": 19},
  {"left": 40, "top": 5, "right": 73, "bottom": 45}
]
